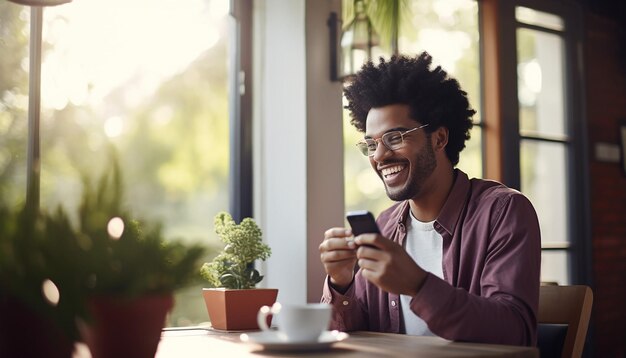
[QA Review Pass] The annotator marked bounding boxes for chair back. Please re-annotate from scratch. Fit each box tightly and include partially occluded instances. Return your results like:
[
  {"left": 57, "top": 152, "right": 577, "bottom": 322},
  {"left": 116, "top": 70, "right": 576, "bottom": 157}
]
[{"left": 538, "top": 285, "right": 593, "bottom": 358}]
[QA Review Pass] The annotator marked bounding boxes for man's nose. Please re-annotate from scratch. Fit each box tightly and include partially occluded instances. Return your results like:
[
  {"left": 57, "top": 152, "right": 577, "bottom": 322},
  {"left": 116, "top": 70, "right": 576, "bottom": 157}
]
[{"left": 371, "top": 141, "right": 392, "bottom": 162}]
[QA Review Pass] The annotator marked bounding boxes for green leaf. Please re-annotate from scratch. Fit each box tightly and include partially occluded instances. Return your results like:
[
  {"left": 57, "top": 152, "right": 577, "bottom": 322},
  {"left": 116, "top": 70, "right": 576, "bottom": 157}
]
[{"left": 201, "top": 212, "right": 271, "bottom": 289}]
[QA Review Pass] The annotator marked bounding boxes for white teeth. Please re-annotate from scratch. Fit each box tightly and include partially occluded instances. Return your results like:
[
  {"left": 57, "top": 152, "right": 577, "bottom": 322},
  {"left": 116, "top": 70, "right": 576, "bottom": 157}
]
[{"left": 381, "top": 165, "right": 404, "bottom": 177}]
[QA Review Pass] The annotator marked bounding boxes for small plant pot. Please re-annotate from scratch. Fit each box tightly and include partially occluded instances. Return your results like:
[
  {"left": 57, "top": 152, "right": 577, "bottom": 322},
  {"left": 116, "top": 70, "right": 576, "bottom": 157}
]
[
  {"left": 79, "top": 293, "right": 173, "bottom": 358},
  {"left": 202, "top": 288, "right": 278, "bottom": 331}
]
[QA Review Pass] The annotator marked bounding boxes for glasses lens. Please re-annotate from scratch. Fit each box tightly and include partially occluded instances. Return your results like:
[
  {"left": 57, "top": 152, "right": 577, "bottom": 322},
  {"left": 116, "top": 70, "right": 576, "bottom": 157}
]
[
  {"left": 356, "top": 141, "right": 371, "bottom": 156},
  {"left": 382, "top": 131, "right": 404, "bottom": 149}
]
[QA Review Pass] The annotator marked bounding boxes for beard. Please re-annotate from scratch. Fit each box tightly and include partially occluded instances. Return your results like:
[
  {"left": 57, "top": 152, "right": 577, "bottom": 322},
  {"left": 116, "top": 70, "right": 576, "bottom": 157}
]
[{"left": 383, "top": 138, "right": 437, "bottom": 201}]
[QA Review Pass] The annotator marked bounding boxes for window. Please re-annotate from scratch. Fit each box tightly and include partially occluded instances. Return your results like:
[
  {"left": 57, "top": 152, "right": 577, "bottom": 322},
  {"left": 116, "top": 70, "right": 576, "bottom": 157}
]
[
  {"left": 0, "top": 0, "right": 238, "bottom": 326},
  {"left": 481, "top": 0, "right": 589, "bottom": 285},
  {"left": 343, "top": 0, "right": 481, "bottom": 216},
  {"left": 516, "top": 6, "right": 571, "bottom": 284}
]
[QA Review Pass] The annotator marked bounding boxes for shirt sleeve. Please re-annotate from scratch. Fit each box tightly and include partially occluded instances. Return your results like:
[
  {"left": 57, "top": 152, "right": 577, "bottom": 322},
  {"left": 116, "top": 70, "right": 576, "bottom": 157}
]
[
  {"left": 321, "top": 275, "right": 369, "bottom": 331},
  {"left": 409, "top": 193, "right": 541, "bottom": 346}
]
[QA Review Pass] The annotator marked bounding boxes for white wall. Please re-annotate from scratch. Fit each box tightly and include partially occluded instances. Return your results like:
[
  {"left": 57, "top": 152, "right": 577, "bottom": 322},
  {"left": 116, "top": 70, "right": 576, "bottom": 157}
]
[{"left": 254, "top": 0, "right": 344, "bottom": 304}]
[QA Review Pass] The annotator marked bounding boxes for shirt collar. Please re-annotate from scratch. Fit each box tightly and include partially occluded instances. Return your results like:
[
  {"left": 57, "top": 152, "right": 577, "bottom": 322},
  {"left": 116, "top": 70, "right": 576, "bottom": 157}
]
[{"left": 436, "top": 168, "right": 470, "bottom": 236}]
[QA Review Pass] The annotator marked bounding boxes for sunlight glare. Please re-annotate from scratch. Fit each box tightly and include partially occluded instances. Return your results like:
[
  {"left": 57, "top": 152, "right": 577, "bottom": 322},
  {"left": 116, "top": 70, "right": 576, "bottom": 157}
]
[
  {"left": 42, "top": 279, "right": 60, "bottom": 306},
  {"left": 107, "top": 217, "right": 125, "bottom": 239},
  {"left": 416, "top": 29, "right": 470, "bottom": 74},
  {"left": 433, "top": 0, "right": 475, "bottom": 23},
  {"left": 209, "top": 0, "right": 230, "bottom": 20},
  {"left": 41, "top": 0, "right": 225, "bottom": 110},
  {"left": 517, "top": 60, "right": 542, "bottom": 106},
  {"left": 522, "top": 60, "right": 542, "bottom": 93},
  {"left": 104, "top": 116, "right": 124, "bottom": 138}
]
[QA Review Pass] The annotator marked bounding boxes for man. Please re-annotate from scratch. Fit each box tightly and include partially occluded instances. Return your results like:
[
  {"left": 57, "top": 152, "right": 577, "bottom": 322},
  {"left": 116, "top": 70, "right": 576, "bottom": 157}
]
[{"left": 319, "top": 53, "right": 541, "bottom": 346}]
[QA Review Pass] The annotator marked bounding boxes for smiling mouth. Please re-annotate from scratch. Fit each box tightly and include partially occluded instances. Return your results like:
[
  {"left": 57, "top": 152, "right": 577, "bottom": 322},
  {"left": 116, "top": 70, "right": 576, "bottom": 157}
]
[{"left": 381, "top": 164, "right": 405, "bottom": 178}]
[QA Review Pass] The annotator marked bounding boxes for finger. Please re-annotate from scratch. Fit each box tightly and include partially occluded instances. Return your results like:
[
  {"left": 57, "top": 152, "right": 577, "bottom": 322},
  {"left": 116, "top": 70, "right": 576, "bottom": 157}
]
[
  {"left": 355, "top": 245, "right": 381, "bottom": 260},
  {"left": 320, "top": 237, "right": 356, "bottom": 252},
  {"left": 324, "top": 227, "right": 352, "bottom": 239},
  {"left": 321, "top": 249, "right": 357, "bottom": 263},
  {"left": 354, "top": 233, "right": 389, "bottom": 250},
  {"left": 357, "top": 258, "right": 376, "bottom": 271},
  {"left": 358, "top": 259, "right": 382, "bottom": 282},
  {"left": 359, "top": 267, "right": 381, "bottom": 288}
]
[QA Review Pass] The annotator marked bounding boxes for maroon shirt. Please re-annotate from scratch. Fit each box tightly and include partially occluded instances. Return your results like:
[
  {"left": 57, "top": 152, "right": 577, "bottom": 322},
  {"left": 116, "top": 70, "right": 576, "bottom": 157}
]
[{"left": 322, "top": 169, "right": 541, "bottom": 346}]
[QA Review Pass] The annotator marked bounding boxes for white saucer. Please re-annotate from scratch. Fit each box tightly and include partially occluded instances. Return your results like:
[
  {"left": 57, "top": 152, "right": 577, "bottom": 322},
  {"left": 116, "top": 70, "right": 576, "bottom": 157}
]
[{"left": 240, "top": 330, "right": 349, "bottom": 351}]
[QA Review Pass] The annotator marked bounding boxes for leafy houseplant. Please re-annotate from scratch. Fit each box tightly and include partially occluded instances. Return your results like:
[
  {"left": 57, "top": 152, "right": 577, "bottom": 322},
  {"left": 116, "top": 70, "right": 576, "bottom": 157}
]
[
  {"left": 200, "top": 212, "right": 277, "bottom": 331},
  {"left": 73, "top": 157, "right": 206, "bottom": 358},
  {"left": 201, "top": 212, "right": 271, "bottom": 289},
  {"left": 77, "top": 216, "right": 205, "bottom": 358},
  {"left": 0, "top": 206, "right": 85, "bottom": 358},
  {"left": 0, "top": 153, "right": 206, "bottom": 358}
]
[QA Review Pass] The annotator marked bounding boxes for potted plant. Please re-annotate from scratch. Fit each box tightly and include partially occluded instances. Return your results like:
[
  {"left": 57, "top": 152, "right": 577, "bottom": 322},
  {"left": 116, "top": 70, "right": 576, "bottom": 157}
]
[
  {"left": 1, "top": 153, "right": 206, "bottom": 358},
  {"left": 200, "top": 212, "right": 277, "bottom": 331},
  {"left": 72, "top": 158, "right": 206, "bottom": 358},
  {"left": 0, "top": 205, "right": 85, "bottom": 358},
  {"left": 77, "top": 218, "right": 205, "bottom": 358}
]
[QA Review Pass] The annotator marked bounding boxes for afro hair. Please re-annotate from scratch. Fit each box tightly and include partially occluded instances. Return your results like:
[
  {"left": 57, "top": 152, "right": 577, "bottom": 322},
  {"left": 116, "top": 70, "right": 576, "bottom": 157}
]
[{"left": 343, "top": 52, "right": 475, "bottom": 166}]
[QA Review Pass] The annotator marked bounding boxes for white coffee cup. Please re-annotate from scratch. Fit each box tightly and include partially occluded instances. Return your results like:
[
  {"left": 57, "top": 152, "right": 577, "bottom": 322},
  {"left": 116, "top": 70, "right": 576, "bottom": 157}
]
[{"left": 257, "top": 302, "right": 332, "bottom": 342}]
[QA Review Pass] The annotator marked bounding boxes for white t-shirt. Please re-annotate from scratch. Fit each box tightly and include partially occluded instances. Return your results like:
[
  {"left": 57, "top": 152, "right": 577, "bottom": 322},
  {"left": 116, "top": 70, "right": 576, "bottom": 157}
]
[{"left": 400, "top": 212, "right": 444, "bottom": 336}]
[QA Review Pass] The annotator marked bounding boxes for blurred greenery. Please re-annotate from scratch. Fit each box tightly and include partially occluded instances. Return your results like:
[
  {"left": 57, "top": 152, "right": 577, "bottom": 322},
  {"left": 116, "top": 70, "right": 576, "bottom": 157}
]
[
  {"left": 0, "top": 1, "right": 228, "bottom": 326},
  {"left": 76, "top": 152, "right": 207, "bottom": 298},
  {"left": 0, "top": 2, "right": 29, "bottom": 206},
  {"left": 0, "top": 155, "right": 207, "bottom": 341},
  {"left": 0, "top": 204, "right": 85, "bottom": 341}
]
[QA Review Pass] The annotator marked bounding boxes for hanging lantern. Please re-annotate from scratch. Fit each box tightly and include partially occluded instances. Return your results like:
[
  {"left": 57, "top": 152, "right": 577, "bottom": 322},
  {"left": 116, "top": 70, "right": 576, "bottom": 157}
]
[
  {"left": 7, "top": 0, "right": 71, "bottom": 6},
  {"left": 329, "top": 0, "right": 381, "bottom": 81},
  {"left": 340, "top": 0, "right": 380, "bottom": 79}
]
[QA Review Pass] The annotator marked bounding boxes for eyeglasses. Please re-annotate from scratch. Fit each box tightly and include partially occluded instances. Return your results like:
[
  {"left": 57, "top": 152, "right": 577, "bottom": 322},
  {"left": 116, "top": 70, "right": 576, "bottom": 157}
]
[{"left": 356, "top": 124, "right": 429, "bottom": 157}]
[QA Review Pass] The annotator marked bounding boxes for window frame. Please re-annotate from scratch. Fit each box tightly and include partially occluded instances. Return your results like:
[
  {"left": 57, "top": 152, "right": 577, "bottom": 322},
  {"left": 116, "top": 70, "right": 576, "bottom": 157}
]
[
  {"left": 229, "top": 0, "right": 254, "bottom": 223},
  {"left": 479, "top": 0, "right": 592, "bottom": 285}
]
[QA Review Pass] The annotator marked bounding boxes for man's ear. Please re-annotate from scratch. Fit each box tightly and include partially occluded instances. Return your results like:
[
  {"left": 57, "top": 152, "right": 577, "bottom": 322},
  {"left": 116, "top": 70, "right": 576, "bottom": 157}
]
[{"left": 431, "top": 126, "right": 449, "bottom": 151}]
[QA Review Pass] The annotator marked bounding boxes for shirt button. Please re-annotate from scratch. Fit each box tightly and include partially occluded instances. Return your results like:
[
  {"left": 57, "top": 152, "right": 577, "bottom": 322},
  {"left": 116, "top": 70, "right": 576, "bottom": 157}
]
[
  {"left": 342, "top": 300, "right": 349, "bottom": 306},
  {"left": 391, "top": 301, "right": 397, "bottom": 307}
]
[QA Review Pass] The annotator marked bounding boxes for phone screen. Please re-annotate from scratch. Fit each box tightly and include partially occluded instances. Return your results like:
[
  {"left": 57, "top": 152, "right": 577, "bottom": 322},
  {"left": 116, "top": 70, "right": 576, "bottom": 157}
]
[{"left": 346, "top": 210, "right": 380, "bottom": 236}]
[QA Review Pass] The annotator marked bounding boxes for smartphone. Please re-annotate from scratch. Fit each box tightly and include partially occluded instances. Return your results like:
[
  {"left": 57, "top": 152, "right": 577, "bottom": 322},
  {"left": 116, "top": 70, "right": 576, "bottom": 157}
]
[{"left": 346, "top": 210, "right": 380, "bottom": 236}]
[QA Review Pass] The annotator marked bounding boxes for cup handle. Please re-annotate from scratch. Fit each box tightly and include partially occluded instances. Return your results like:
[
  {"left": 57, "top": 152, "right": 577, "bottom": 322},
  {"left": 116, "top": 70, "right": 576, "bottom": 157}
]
[{"left": 257, "top": 302, "right": 281, "bottom": 331}]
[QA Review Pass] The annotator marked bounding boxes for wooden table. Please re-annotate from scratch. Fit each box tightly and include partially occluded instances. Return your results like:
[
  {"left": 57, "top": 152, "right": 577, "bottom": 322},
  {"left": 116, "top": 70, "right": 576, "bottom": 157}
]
[{"left": 154, "top": 328, "right": 539, "bottom": 357}]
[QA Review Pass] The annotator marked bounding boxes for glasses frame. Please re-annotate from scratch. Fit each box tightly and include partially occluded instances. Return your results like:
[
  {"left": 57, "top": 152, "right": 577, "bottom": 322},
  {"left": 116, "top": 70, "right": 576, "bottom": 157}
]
[{"left": 356, "top": 123, "right": 430, "bottom": 157}]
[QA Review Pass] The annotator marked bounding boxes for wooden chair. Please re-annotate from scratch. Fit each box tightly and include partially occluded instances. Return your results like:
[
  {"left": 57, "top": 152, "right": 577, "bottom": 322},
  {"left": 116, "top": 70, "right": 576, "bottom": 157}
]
[{"left": 537, "top": 285, "right": 593, "bottom": 358}]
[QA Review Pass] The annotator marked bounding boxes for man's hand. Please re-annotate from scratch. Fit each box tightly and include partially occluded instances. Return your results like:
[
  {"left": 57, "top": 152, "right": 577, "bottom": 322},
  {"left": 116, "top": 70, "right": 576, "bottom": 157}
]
[
  {"left": 354, "top": 234, "right": 427, "bottom": 296},
  {"left": 319, "top": 228, "right": 358, "bottom": 291}
]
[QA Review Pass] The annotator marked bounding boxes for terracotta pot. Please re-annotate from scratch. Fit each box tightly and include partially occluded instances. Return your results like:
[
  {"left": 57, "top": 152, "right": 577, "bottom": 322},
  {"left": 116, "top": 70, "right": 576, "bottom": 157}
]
[
  {"left": 79, "top": 293, "right": 173, "bottom": 358},
  {"left": 0, "top": 292, "right": 74, "bottom": 358},
  {"left": 202, "top": 288, "right": 278, "bottom": 331}
]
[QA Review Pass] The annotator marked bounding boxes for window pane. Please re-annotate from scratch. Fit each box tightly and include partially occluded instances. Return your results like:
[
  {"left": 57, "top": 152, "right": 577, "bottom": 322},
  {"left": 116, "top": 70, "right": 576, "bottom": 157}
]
[
  {"left": 541, "top": 250, "right": 571, "bottom": 285},
  {"left": 457, "top": 126, "right": 482, "bottom": 180},
  {"left": 516, "top": 6, "right": 564, "bottom": 32},
  {"left": 520, "top": 140, "right": 569, "bottom": 245},
  {"left": 38, "top": 0, "right": 230, "bottom": 326},
  {"left": 399, "top": 0, "right": 481, "bottom": 125},
  {"left": 517, "top": 28, "right": 566, "bottom": 137},
  {"left": 0, "top": 3, "right": 30, "bottom": 207}
]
